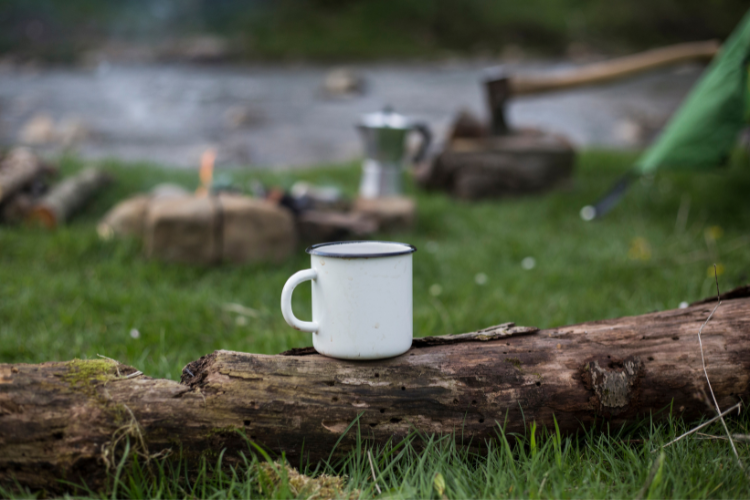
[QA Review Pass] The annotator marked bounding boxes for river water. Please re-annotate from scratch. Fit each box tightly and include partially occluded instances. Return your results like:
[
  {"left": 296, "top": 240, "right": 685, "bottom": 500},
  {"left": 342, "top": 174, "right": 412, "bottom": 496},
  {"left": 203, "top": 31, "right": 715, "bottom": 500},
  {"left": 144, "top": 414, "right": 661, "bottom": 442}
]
[{"left": 0, "top": 60, "right": 704, "bottom": 169}]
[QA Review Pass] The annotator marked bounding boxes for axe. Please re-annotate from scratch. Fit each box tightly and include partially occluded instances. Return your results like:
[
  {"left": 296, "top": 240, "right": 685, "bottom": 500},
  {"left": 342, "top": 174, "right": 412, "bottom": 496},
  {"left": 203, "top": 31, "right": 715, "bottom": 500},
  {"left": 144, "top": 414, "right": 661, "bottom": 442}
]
[{"left": 483, "top": 40, "right": 719, "bottom": 136}]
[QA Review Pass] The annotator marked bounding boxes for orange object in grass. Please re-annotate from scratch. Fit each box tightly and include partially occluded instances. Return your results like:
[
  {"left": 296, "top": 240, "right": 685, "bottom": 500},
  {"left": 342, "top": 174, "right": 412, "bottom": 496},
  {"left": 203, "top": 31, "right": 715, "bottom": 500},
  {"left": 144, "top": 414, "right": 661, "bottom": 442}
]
[{"left": 196, "top": 148, "right": 216, "bottom": 197}]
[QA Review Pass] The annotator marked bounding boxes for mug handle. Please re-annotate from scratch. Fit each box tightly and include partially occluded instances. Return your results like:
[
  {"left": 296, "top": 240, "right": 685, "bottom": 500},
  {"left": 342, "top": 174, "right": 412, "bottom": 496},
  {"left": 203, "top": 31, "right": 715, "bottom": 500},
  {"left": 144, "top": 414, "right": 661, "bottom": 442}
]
[{"left": 280, "top": 269, "right": 319, "bottom": 333}]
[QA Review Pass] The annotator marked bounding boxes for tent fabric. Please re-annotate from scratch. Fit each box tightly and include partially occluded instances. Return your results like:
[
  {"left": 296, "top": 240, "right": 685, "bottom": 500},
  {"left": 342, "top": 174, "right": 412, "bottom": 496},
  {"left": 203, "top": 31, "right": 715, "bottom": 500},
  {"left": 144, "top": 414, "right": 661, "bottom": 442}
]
[{"left": 635, "top": 10, "right": 750, "bottom": 175}]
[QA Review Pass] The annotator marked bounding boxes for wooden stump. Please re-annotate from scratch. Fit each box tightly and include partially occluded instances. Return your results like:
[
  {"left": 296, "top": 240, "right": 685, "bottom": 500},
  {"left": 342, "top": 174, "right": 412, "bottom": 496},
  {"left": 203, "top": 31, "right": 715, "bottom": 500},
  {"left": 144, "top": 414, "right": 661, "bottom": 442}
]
[
  {"left": 220, "top": 194, "right": 296, "bottom": 264},
  {"left": 419, "top": 131, "right": 575, "bottom": 200},
  {"left": 28, "top": 167, "right": 112, "bottom": 228},
  {"left": 142, "top": 194, "right": 296, "bottom": 265}
]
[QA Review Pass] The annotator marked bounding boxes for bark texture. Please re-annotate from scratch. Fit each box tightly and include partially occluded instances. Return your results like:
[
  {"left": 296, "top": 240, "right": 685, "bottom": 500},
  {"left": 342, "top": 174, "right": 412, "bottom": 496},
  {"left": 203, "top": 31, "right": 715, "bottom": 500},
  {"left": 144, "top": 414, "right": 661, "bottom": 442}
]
[
  {"left": 0, "top": 148, "right": 47, "bottom": 204},
  {"left": 29, "top": 167, "right": 111, "bottom": 228},
  {"left": 2, "top": 291, "right": 750, "bottom": 493},
  {"left": 420, "top": 132, "right": 575, "bottom": 199}
]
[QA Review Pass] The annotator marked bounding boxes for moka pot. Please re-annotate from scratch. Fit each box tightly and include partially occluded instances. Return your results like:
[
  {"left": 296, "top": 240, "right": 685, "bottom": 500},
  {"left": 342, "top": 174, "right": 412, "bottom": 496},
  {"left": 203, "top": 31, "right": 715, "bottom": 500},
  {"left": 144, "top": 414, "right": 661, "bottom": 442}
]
[{"left": 357, "top": 107, "right": 432, "bottom": 198}]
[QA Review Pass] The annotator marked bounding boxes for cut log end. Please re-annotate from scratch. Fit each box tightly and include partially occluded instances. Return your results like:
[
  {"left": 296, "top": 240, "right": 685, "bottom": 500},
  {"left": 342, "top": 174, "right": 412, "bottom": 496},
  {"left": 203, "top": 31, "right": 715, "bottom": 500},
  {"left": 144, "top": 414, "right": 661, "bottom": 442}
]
[{"left": 27, "top": 206, "right": 58, "bottom": 229}]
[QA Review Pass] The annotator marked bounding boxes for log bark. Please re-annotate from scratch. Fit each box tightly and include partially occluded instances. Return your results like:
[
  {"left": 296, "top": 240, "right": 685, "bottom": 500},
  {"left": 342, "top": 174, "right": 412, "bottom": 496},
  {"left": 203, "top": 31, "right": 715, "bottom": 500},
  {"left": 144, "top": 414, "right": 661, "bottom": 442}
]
[
  {"left": 297, "top": 209, "right": 378, "bottom": 242},
  {"left": 2, "top": 290, "right": 750, "bottom": 493},
  {"left": 28, "top": 167, "right": 111, "bottom": 228},
  {"left": 0, "top": 148, "right": 48, "bottom": 204},
  {"left": 420, "top": 131, "right": 575, "bottom": 199}
]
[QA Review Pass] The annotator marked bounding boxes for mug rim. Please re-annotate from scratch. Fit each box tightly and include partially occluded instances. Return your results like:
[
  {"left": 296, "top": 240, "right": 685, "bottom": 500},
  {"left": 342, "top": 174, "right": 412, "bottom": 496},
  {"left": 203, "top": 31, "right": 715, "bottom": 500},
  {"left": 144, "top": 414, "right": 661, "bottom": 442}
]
[{"left": 306, "top": 240, "right": 417, "bottom": 259}]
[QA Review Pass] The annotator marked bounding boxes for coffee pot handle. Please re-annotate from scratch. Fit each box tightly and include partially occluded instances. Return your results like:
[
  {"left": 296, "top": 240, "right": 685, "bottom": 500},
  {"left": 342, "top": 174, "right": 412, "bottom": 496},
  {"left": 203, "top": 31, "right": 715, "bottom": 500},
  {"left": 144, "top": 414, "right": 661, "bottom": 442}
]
[
  {"left": 411, "top": 122, "right": 432, "bottom": 163},
  {"left": 280, "top": 269, "right": 319, "bottom": 333}
]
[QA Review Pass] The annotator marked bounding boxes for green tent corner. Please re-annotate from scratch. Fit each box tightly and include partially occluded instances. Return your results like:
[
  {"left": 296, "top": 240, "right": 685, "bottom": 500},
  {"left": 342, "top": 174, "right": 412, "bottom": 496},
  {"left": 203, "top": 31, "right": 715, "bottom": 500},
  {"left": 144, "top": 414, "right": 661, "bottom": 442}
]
[{"left": 635, "top": 9, "right": 750, "bottom": 175}]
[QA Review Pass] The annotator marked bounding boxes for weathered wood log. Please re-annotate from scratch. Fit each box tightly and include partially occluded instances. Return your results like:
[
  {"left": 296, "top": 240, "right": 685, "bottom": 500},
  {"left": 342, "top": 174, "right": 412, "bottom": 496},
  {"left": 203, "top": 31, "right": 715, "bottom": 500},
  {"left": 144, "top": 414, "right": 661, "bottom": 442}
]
[
  {"left": 2, "top": 289, "right": 749, "bottom": 493},
  {"left": 0, "top": 148, "right": 48, "bottom": 204},
  {"left": 28, "top": 167, "right": 112, "bottom": 228},
  {"left": 297, "top": 209, "right": 378, "bottom": 242},
  {"left": 419, "top": 131, "right": 575, "bottom": 199},
  {"left": 1, "top": 193, "right": 35, "bottom": 224}
]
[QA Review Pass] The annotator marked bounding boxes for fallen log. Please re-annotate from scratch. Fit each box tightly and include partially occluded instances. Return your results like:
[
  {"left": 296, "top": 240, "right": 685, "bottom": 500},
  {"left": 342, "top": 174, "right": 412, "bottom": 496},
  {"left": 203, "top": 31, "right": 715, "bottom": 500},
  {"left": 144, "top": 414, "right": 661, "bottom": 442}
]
[
  {"left": 28, "top": 167, "right": 111, "bottom": 228},
  {"left": 0, "top": 148, "right": 49, "bottom": 204},
  {"left": 2, "top": 289, "right": 749, "bottom": 492}
]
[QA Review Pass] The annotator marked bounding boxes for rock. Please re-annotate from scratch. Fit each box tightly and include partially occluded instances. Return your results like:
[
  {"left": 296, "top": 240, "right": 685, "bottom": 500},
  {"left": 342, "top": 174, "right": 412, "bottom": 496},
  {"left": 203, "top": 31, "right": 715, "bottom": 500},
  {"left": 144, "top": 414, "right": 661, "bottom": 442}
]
[
  {"left": 56, "top": 118, "right": 89, "bottom": 147},
  {"left": 422, "top": 131, "right": 575, "bottom": 200},
  {"left": 160, "top": 36, "right": 231, "bottom": 62},
  {"left": 613, "top": 118, "right": 644, "bottom": 146},
  {"left": 18, "top": 113, "right": 89, "bottom": 146},
  {"left": 223, "top": 105, "right": 264, "bottom": 129},
  {"left": 321, "top": 68, "right": 365, "bottom": 97},
  {"left": 353, "top": 196, "right": 416, "bottom": 232},
  {"left": 97, "top": 195, "right": 151, "bottom": 241},
  {"left": 144, "top": 196, "right": 220, "bottom": 265},
  {"left": 19, "top": 114, "right": 56, "bottom": 145},
  {"left": 219, "top": 194, "right": 296, "bottom": 264}
]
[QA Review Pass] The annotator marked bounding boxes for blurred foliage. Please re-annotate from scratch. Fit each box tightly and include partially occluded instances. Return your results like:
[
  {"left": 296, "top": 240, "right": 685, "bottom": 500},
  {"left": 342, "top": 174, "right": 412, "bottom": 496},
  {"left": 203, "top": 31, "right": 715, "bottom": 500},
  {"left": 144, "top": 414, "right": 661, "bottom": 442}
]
[
  {"left": 229, "top": 0, "right": 749, "bottom": 59},
  {"left": 0, "top": 0, "right": 747, "bottom": 61}
]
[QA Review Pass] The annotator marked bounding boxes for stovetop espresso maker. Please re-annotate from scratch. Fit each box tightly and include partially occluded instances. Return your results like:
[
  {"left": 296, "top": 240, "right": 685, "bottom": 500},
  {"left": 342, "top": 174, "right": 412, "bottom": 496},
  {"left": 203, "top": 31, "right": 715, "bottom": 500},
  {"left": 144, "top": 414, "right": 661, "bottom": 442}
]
[{"left": 357, "top": 106, "right": 432, "bottom": 198}]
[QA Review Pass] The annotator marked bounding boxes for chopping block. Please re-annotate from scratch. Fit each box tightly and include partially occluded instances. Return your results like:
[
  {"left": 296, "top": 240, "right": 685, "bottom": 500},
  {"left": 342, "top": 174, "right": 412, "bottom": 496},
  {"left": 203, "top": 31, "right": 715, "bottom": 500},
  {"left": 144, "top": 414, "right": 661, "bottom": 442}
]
[
  {"left": 418, "top": 40, "right": 718, "bottom": 200},
  {"left": 418, "top": 129, "right": 574, "bottom": 200}
]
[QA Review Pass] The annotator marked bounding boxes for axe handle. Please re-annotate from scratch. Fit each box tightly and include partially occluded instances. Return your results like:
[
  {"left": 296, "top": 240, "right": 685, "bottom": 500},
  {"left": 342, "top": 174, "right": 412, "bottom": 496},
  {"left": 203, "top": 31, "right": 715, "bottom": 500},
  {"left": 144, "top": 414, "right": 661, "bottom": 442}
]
[{"left": 509, "top": 40, "right": 719, "bottom": 96}]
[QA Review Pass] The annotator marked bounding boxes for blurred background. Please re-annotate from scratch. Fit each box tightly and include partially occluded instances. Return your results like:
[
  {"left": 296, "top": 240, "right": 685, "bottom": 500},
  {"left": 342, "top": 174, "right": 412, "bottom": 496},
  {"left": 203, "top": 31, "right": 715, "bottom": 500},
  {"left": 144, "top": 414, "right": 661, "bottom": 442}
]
[
  {"left": 0, "top": 0, "right": 746, "bottom": 168},
  {"left": 1, "top": 1, "right": 749, "bottom": 380},
  {"left": 2, "top": 0, "right": 747, "bottom": 61}
]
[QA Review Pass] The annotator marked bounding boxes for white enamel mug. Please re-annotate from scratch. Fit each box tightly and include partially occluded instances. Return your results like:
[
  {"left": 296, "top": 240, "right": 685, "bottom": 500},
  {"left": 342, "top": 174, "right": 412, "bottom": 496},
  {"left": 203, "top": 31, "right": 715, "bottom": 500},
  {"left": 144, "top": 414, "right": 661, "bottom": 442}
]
[{"left": 281, "top": 241, "right": 416, "bottom": 360}]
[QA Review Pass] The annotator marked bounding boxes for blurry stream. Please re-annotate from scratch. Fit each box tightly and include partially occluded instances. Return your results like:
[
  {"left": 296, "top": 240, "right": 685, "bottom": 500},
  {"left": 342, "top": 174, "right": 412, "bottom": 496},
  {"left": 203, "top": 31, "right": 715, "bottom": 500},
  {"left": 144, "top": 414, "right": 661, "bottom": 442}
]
[{"left": 0, "top": 60, "right": 704, "bottom": 169}]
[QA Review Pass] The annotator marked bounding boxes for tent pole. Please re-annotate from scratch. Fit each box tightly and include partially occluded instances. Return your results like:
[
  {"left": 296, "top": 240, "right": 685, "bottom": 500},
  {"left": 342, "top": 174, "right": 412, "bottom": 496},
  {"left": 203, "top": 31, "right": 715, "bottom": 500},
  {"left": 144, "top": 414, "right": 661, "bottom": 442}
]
[{"left": 580, "top": 170, "right": 636, "bottom": 220}]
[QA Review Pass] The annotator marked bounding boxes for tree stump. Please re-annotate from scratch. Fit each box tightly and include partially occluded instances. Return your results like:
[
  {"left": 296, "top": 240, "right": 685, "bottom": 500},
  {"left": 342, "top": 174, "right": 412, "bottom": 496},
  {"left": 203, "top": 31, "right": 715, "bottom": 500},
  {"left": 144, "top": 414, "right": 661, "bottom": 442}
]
[{"left": 419, "top": 131, "right": 575, "bottom": 200}]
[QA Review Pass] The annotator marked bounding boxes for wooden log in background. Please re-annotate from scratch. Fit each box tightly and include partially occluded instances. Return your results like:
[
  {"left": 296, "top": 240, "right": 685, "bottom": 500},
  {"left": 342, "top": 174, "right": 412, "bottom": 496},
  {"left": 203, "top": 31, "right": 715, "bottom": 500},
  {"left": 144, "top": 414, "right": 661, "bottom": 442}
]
[
  {"left": 1, "top": 289, "right": 749, "bottom": 492},
  {"left": 28, "top": 167, "right": 111, "bottom": 228},
  {"left": 0, "top": 148, "right": 48, "bottom": 204},
  {"left": 421, "top": 131, "right": 575, "bottom": 199}
]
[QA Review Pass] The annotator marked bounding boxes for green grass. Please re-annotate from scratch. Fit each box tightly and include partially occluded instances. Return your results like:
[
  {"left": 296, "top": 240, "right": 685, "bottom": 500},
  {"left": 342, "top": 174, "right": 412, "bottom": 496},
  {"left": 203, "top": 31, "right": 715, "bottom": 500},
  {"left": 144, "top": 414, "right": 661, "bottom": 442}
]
[
  {"left": 4, "top": 414, "right": 750, "bottom": 498},
  {"left": 1, "top": 150, "right": 750, "bottom": 497}
]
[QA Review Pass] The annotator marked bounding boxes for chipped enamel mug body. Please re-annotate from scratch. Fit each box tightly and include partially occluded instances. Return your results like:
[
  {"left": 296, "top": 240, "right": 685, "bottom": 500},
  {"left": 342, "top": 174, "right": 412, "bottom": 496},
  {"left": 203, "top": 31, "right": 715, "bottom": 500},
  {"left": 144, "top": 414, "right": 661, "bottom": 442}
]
[{"left": 280, "top": 241, "right": 416, "bottom": 360}]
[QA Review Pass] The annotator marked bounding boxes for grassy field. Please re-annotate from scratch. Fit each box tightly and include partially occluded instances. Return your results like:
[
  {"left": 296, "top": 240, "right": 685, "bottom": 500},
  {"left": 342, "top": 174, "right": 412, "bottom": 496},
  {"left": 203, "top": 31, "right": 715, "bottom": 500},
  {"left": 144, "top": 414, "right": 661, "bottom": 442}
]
[{"left": 1, "top": 150, "right": 750, "bottom": 497}]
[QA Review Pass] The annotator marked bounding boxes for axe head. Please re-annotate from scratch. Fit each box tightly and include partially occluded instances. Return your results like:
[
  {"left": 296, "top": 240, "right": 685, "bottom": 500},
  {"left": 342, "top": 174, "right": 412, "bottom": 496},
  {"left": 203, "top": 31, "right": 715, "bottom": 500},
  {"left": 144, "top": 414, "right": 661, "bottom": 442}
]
[{"left": 483, "top": 69, "right": 512, "bottom": 136}]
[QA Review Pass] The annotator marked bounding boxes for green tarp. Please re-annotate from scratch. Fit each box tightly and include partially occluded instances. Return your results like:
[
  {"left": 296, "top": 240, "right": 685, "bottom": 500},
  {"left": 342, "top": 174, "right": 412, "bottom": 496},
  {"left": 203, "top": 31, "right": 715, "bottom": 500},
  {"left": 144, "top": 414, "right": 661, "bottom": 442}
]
[{"left": 635, "top": 10, "right": 750, "bottom": 174}]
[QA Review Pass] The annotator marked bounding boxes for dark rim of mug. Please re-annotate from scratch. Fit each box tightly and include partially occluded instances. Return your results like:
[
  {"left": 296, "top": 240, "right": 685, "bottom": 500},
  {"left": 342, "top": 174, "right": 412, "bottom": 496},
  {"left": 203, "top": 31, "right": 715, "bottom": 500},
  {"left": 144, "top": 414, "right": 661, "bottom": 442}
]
[{"left": 306, "top": 241, "right": 417, "bottom": 258}]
